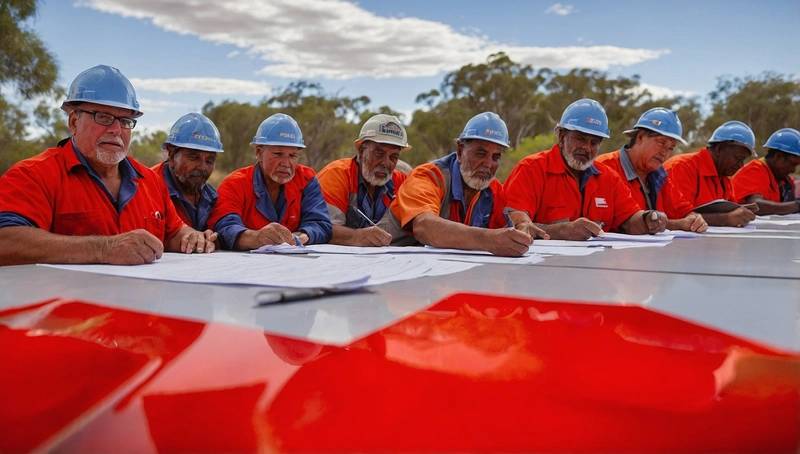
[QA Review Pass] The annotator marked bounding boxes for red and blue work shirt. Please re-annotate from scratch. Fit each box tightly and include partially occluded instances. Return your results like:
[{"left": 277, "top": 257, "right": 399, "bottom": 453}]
[
  {"left": 732, "top": 158, "right": 796, "bottom": 203},
  {"left": 151, "top": 161, "right": 218, "bottom": 231},
  {"left": 504, "top": 144, "right": 640, "bottom": 232},
  {"left": 0, "top": 138, "right": 184, "bottom": 243},
  {"left": 596, "top": 147, "right": 693, "bottom": 219},
  {"left": 390, "top": 152, "right": 508, "bottom": 229},
  {"left": 208, "top": 164, "right": 332, "bottom": 249},
  {"left": 664, "top": 148, "right": 735, "bottom": 207},
  {"left": 317, "top": 157, "right": 406, "bottom": 228}
]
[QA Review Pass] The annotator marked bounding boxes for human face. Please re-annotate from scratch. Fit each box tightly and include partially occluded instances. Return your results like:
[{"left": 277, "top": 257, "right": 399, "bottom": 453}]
[
  {"left": 256, "top": 145, "right": 301, "bottom": 185},
  {"left": 168, "top": 148, "right": 217, "bottom": 193},
  {"left": 771, "top": 151, "right": 800, "bottom": 179},
  {"left": 358, "top": 141, "right": 401, "bottom": 187},
  {"left": 631, "top": 130, "right": 678, "bottom": 174},
  {"left": 456, "top": 139, "right": 503, "bottom": 191},
  {"left": 712, "top": 143, "right": 751, "bottom": 176},
  {"left": 69, "top": 103, "right": 135, "bottom": 168},
  {"left": 560, "top": 130, "right": 603, "bottom": 171}
]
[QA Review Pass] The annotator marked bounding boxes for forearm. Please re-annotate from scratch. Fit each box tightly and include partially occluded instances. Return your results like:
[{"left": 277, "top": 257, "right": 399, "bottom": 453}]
[
  {"left": 746, "top": 196, "right": 800, "bottom": 216},
  {"left": 330, "top": 224, "right": 363, "bottom": 246},
  {"left": 411, "top": 212, "right": 488, "bottom": 251},
  {"left": 619, "top": 210, "right": 649, "bottom": 234},
  {"left": 0, "top": 226, "right": 106, "bottom": 266},
  {"left": 233, "top": 229, "right": 262, "bottom": 251}
]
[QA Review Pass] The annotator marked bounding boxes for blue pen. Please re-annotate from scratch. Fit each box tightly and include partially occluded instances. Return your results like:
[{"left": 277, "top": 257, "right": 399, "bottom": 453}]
[
  {"left": 292, "top": 234, "right": 302, "bottom": 247},
  {"left": 502, "top": 207, "right": 514, "bottom": 228}
]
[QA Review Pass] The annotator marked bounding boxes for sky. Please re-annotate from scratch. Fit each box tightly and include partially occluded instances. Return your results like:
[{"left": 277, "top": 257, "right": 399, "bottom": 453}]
[{"left": 21, "top": 0, "right": 800, "bottom": 134}]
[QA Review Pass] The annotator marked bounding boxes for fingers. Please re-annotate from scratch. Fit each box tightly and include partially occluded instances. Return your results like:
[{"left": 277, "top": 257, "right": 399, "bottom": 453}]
[
  {"left": 204, "top": 230, "right": 217, "bottom": 253},
  {"left": 138, "top": 230, "right": 164, "bottom": 259},
  {"left": 690, "top": 214, "right": 708, "bottom": 233},
  {"left": 576, "top": 218, "right": 602, "bottom": 237},
  {"left": 507, "top": 227, "right": 533, "bottom": 246},
  {"left": 366, "top": 227, "right": 392, "bottom": 246}
]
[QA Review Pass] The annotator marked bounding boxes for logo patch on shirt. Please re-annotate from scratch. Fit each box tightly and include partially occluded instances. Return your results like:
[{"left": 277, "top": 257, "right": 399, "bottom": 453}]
[{"left": 595, "top": 197, "right": 608, "bottom": 208}]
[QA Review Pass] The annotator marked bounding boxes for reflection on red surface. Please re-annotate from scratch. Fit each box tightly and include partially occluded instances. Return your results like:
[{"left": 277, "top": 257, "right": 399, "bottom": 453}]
[{"left": 0, "top": 293, "right": 797, "bottom": 453}]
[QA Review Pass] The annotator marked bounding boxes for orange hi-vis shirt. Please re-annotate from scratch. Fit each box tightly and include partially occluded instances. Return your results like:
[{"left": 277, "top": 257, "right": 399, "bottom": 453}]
[
  {"left": 389, "top": 152, "right": 508, "bottom": 230},
  {"left": 504, "top": 144, "right": 640, "bottom": 232},
  {"left": 663, "top": 148, "right": 734, "bottom": 207},
  {"left": 596, "top": 148, "right": 693, "bottom": 219},
  {"left": 317, "top": 157, "right": 406, "bottom": 228},
  {"left": 0, "top": 139, "right": 185, "bottom": 243},
  {"left": 732, "top": 158, "right": 796, "bottom": 203}
]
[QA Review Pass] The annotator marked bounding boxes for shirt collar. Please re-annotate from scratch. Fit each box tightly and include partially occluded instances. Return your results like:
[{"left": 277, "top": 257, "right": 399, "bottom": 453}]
[
  {"left": 618, "top": 146, "right": 639, "bottom": 181},
  {"left": 448, "top": 152, "right": 466, "bottom": 202},
  {"left": 697, "top": 148, "right": 720, "bottom": 177}
]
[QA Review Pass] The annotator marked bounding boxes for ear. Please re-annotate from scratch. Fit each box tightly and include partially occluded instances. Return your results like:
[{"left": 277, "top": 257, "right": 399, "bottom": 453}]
[
  {"left": 68, "top": 111, "right": 80, "bottom": 135},
  {"left": 456, "top": 140, "right": 464, "bottom": 160}
]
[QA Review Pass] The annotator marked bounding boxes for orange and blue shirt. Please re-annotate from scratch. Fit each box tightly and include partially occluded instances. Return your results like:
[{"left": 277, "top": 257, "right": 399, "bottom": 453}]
[
  {"left": 389, "top": 152, "right": 508, "bottom": 230},
  {"left": 732, "top": 158, "right": 796, "bottom": 203},
  {"left": 151, "top": 161, "right": 218, "bottom": 231},
  {"left": 208, "top": 164, "right": 332, "bottom": 249},
  {"left": 596, "top": 147, "right": 693, "bottom": 219},
  {"left": 0, "top": 138, "right": 185, "bottom": 242},
  {"left": 317, "top": 157, "right": 406, "bottom": 228},
  {"left": 664, "top": 148, "right": 734, "bottom": 207},
  {"left": 504, "top": 144, "right": 640, "bottom": 232}
]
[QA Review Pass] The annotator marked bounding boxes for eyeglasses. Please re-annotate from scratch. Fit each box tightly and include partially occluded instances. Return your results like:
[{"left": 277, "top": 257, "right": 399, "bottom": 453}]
[{"left": 78, "top": 109, "right": 137, "bottom": 129}]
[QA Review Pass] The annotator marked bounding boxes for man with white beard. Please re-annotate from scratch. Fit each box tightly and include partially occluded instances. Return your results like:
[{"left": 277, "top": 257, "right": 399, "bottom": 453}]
[
  {"left": 0, "top": 65, "right": 214, "bottom": 265},
  {"left": 317, "top": 114, "right": 409, "bottom": 246},
  {"left": 505, "top": 98, "right": 667, "bottom": 240},
  {"left": 387, "top": 112, "right": 540, "bottom": 257}
]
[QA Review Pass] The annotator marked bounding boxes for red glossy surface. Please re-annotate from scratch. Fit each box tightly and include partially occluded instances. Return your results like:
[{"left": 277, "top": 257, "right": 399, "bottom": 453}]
[{"left": 1, "top": 294, "right": 798, "bottom": 453}]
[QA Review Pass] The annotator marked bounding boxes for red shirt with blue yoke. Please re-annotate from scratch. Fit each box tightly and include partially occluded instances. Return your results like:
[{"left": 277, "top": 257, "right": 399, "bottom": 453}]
[
  {"left": 504, "top": 144, "right": 640, "bottom": 232},
  {"left": 317, "top": 157, "right": 406, "bottom": 228},
  {"left": 151, "top": 161, "right": 218, "bottom": 231},
  {"left": 208, "top": 164, "right": 332, "bottom": 249},
  {"left": 389, "top": 152, "right": 508, "bottom": 230},
  {"left": 0, "top": 138, "right": 185, "bottom": 242}
]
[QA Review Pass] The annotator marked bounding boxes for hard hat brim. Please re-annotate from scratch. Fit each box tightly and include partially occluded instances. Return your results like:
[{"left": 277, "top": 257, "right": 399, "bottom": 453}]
[
  {"left": 251, "top": 140, "right": 306, "bottom": 149},
  {"left": 559, "top": 124, "right": 610, "bottom": 139},
  {"left": 60, "top": 100, "right": 144, "bottom": 118},
  {"left": 354, "top": 138, "right": 411, "bottom": 150},
  {"left": 164, "top": 141, "right": 224, "bottom": 153},
  {"left": 458, "top": 135, "right": 510, "bottom": 148},
  {"left": 623, "top": 126, "right": 688, "bottom": 145},
  {"left": 763, "top": 143, "right": 800, "bottom": 157},
  {"left": 708, "top": 139, "right": 757, "bottom": 157}
]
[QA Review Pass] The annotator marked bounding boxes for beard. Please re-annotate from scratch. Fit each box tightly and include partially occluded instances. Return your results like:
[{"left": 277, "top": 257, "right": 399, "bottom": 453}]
[
  {"left": 96, "top": 149, "right": 127, "bottom": 166},
  {"left": 269, "top": 169, "right": 294, "bottom": 185},
  {"left": 361, "top": 164, "right": 391, "bottom": 187},
  {"left": 562, "top": 149, "right": 595, "bottom": 171},
  {"left": 459, "top": 160, "right": 492, "bottom": 191},
  {"left": 177, "top": 170, "right": 210, "bottom": 192}
]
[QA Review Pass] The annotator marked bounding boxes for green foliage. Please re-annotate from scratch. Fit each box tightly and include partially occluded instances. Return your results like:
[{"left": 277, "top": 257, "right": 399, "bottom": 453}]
[
  {"left": 496, "top": 133, "right": 556, "bottom": 181},
  {"left": 129, "top": 130, "right": 168, "bottom": 167},
  {"left": 703, "top": 73, "right": 800, "bottom": 153}
]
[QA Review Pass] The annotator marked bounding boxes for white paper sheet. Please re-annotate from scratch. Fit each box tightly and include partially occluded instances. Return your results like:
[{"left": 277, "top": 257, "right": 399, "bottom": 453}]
[
  {"left": 750, "top": 218, "right": 800, "bottom": 226},
  {"left": 595, "top": 232, "right": 674, "bottom": 243},
  {"left": 704, "top": 225, "right": 758, "bottom": 234}
]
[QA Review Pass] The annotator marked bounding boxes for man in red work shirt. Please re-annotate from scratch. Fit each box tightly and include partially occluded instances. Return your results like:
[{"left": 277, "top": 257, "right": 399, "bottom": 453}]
[
  {"left": 387, "top": 112, "right": 538, "bottom": 256},
  {"left": 0, "top": 65, "right": 213, "bottom": 266},
  {"left": 317, "top": 114, "right": 408, "bottom": 247},
  {"left": 596, "top": 108, "right": 707, "bottom": 232},
  {"left": 505, "top": 99, "right": 667, "bottom": 240},
  {"left": 152, "top": 113, "right": 222, "bottom": 234},
  {"left": 664, "top": 121, "right": 758, "bottom": 227},
  {"left": 208, "top": 113, "right": 332, "bottom": 250},
  {"left": 732, "top": 128, "right": 800, "bottom": 215}
]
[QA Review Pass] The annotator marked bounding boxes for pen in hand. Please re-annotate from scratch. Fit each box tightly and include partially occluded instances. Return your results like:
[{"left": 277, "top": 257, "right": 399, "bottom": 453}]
[{"left": 355, "top": 207, "right": 378, "bottom": 227}]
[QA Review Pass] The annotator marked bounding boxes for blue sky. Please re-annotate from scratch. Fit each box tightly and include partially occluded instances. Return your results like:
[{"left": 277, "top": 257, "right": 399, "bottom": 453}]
[{"left": 24, "top": 0, "right": 800, "bottom": 133}]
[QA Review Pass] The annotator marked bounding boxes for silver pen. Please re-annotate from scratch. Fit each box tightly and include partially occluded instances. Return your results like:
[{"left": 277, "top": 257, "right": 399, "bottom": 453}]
[{"left": 354, "top": 207, "right": 378, "bottom": 227}]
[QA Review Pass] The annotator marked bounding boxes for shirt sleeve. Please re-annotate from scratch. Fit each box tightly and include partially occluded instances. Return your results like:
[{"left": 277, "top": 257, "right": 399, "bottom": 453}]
[
  {"left": 731, "top": 162, "right": 768, "bottom": 203},
  {"left": 317, "top": 163, "right": 351, "bottom": 215},
  {"left": 298, "top": 177, "right": 333, "bottom": 244},
  {"left": 0, "top": 212, "right": 35, "bottom": 228},
  {"left": 609, "top": 175, "right": 641, "bottom": 231},
  {"left": 0, "top": 161, "right": 56, "bottom": 230},
  {"left": 503, "top": 158, "right": 540, "bottom": 219},
  {"left": 158, "top": 174, "right": 188, "bottom": 242},
  {"left": 389, "top": 165, "right": 445, "bottom": 228},
  {"left": 208, "top": 174, "right": 248, "bottom": 249}
]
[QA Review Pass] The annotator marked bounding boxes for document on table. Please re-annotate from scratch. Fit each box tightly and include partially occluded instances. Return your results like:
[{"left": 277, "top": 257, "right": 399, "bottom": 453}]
[
  {"left": 42, "top": 252, "right": 477, "bottom": 288},
  {"left": 750, "top": 218, "right": 800, "bottom": 226},
  {"left": 535, "top": 238, "right": 669, "bottom": 249},
  {"left": 594, "top": 232, "right": 674, "bottom": 243},
  {"left": 704, "top": 225, "right": 757, "bottom": 234}
]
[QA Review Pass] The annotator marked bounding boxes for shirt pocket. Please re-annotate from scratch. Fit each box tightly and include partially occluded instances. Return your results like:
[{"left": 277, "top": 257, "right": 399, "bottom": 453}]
[
  {"left": 53, "top": 210, "right": 103, "bottom": 236},
  {"left": 143, "top": 211, "right": 166, "bottom": 241}
]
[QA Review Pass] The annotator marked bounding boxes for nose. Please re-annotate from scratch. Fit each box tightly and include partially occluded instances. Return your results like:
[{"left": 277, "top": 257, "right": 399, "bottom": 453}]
[{"left": 105, "top": 118, "right": 123, "bottom": 135}]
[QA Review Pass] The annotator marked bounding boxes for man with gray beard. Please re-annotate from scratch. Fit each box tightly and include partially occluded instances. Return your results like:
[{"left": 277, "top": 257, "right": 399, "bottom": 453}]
[
  {"left": 0, "top": 65, "right": 214, "bottom": 265},
  {"left": 317, "top": 114, "right": 409, "bottom": 246},
  {"left": 387, "top": 112, "right": 541, "bottom": 257},
  {"left": 505, "top": 98, "right": 667, "bottom": 240}
]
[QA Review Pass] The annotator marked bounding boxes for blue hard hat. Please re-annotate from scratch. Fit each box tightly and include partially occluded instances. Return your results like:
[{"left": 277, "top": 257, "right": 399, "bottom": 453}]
[
  {"left": 624, "top": 107, "right": 687, "bottom": 145},
  {"left": 164, "top": 113, "right": 224, "bottom": 153},
  {"left": 251, "top": 113, "right": 305, "bottom": 148},
  {"left": 557, "top": 98, "right": 610, "bottom": 139},
  {"left": 763, "top": 128, "right": 800, "bottom": 157},
  {"left": 708, "top": 121, "right": 756, "bottom": 156},
  {"left": 61, "top": 65, "right": 142, "bottom": 117},
  {"left": 458, "top": 112, "right": 510, "bottom": 147}
]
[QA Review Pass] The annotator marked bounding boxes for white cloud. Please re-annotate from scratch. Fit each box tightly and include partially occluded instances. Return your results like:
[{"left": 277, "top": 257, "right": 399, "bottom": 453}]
[
  {"left": 80, "top": 0, "right": 667, "bottom": 79},
  {"left": 130, "top": 77, "right": 272, "bottom": 96},
  {"left": 545, "top": 3, "right": 576, "bottom": 16},
  {"left": 137, "top": 97, "right": 188, "bottom": 113},
  {"left": 633, "top": 83, "right": 695, "bottom": 99}
]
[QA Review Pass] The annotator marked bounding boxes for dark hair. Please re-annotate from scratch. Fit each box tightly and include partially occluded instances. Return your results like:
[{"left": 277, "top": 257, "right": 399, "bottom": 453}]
[{"left": 765, "top": 149, "right": 778, "bottom": 159}]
